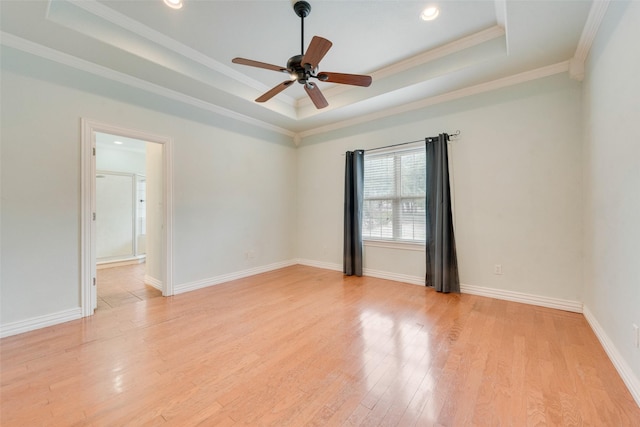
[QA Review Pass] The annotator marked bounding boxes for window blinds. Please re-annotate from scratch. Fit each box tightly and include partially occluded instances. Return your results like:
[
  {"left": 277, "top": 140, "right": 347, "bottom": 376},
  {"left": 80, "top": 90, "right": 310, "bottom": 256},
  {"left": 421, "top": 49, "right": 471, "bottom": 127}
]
[{"left": 363, "top": 144, "right": 426, "bottom": 242}]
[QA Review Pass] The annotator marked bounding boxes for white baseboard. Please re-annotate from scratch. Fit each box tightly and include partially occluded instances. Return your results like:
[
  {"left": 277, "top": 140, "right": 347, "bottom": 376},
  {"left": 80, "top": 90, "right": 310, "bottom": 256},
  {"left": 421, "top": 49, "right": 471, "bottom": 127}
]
[
  {"left": 144, "top": 275, "right": 163, "bottom": 291},
  {"left": 173, "top": 259, "right": 298, "bottom": 295},
  {"left": 299, "top": 260, "right": 583, "bottom": 312},
  {"left": 97, "top": 256, "right": 145, "bottom": 269},
  {"left": 297, "top": 259, "right": 582, "bottom": 313},
  {"left": 296, "top": 258, "right": 342, "bottom": 272},
  {"left": 298, "top": 260, "right": 585, "bottom": 314},
  {"left": 363, "top": 268, "right": 424, "bottom": 286},
  {"left": 460, "top": 283, "right": 583, "bottom": 313},
  {"left": 0, "top": 307, "right": 82, "bottom": 338},
  {"left": 583, "top": 306, "right": 640, "bottom": 407},
  {"left": 297, "top": 259, "right": 428, "bottom": 286},
  {"left": 296, "top": 259, "right": 425, "bottom": 286}
]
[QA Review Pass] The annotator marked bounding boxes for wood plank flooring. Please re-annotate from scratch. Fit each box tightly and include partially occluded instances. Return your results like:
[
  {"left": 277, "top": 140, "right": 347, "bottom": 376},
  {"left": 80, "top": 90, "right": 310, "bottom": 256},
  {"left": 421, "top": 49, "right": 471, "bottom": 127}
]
[{"left": 1, "top": 265, "right": 639, "bottom": 426}]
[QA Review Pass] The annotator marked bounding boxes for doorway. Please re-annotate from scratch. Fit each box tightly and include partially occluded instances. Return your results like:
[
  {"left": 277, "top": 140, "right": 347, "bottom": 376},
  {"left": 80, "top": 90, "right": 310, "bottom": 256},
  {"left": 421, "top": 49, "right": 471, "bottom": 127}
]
[
  {"left": 81, "top": 119, "right": 173, "bottom": 317},
  {"left": 95, "top": 133, "right": 158, "bottom": 309}
]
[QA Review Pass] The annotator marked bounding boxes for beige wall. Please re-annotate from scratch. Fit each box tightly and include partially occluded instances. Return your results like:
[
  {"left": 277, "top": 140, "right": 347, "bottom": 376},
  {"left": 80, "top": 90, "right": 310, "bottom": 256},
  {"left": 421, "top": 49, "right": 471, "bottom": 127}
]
[
  {"left": 582, "top": 0, "right": 640, "bottom": 393},
  {"left": 0, "top": 66, "right": 297, "bottom": 325},
  {"left": 297, "top": 74, "right": 583, "bottom": 302}
]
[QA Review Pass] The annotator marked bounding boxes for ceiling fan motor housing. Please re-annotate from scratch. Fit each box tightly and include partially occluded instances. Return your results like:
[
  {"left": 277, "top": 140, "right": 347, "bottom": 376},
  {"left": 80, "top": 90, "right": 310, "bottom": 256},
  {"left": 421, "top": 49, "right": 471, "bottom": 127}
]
[{"left": 287, "top": 54, "right": 316, "bottom": 84}]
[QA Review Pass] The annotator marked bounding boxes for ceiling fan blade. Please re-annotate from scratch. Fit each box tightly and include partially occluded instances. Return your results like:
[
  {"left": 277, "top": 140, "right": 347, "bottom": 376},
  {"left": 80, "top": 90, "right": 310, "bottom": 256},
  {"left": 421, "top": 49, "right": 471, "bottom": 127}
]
[
  {"left": 304, "top": 82, "right": 328, "bottom": 109},
  {"left": 316, "top": 72, "right": 372, "bottom": 87},
  {"left": 256, "top": 80, "right": 294, "bottom": 103},
  {"left": 301, "top": 36, "right": 333, "bottom": 69},
  {"left": 232, "top": 57, "right": 288, "bottom": 73}
]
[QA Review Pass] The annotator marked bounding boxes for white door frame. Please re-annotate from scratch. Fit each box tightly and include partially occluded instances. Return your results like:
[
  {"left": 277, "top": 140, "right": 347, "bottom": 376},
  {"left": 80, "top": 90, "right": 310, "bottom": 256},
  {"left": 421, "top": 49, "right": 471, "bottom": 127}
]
[{"left": 80, "top": 118, "right": 173, "bottom": 317}]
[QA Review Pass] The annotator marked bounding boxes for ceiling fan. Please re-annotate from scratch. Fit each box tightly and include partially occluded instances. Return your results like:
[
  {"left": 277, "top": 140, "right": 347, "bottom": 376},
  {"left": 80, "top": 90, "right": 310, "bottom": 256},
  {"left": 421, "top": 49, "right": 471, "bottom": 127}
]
[{"left": 232, "top": 1, "right": 372, "bottom": 109}]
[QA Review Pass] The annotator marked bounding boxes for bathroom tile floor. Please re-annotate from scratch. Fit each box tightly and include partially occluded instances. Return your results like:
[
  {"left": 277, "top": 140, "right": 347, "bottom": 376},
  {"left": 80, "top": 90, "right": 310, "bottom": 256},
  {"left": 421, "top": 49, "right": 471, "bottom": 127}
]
[{"left": 97, "top": 263, "right": 162, "bottom": 310}]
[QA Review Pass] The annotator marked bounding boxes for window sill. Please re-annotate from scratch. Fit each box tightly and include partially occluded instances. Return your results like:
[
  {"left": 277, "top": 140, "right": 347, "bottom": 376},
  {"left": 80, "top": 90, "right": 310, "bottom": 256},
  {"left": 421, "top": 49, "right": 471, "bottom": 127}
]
[{"left": 364, "top": 239, "right": 425, "bottom": 252}]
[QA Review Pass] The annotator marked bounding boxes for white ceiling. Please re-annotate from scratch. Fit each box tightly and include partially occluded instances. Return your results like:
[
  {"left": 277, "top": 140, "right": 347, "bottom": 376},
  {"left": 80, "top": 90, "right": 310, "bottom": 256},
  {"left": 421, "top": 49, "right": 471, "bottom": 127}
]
[
  {"left": 96, "top": 132, "right": 147, "bottom": 153},
  {"left": 0, "top": 0, "right": 596, "bottom": 140}
]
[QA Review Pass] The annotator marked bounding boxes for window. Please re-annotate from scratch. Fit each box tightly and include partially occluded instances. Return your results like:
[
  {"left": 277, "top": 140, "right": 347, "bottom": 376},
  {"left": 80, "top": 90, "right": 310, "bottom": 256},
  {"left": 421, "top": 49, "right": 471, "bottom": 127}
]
[{"left": 363, "top": 144, "right": 426, "bottom": 243}]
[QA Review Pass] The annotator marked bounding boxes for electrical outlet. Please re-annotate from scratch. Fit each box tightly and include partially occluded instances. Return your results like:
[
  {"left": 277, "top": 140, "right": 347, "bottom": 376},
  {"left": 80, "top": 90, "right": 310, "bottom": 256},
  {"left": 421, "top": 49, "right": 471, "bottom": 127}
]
[
  {"left": 494, "top": 264, "right": 503, "bottom": 275},
  {"left": 633, "top": 324, "right": 639, "bottom": 349}
]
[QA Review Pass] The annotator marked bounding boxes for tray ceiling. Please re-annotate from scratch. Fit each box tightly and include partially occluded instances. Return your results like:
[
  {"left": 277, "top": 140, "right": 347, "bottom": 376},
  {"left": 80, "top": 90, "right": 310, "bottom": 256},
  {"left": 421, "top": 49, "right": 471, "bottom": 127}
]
[{"left": 0, "top": 0, "right": 598, "bottom": 140}]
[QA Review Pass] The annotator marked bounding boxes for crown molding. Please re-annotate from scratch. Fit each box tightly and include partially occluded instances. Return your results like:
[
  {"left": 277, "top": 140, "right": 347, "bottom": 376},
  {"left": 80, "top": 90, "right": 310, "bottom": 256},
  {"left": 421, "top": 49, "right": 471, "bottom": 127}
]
[
  {"left": 1, "top": 32, "right": 296, "bottom": 138},
  {"left": 299, "top": 61, "right": 569, "bottom": 139},
  {"left": 373, "top": 25, "right": 505, "bottom": 82},
  {"left": 493, "top": 0, "right": 509, "bottom": 54},
  {"left": 298, "top": 25, "right": 506, "bottom": 108},
  {"left": 570, "top": 0, "right": 610, "bottom": 81},
  {"left": 574, "top": 0, "right": 611, "bottom": 63},
  {"left": 568, "top": 56, "right": 585, "bottom": 82},
  {"left": 47, "top": 0, "right": 296, "bottom": 106},
  {"left": 1, "top": 31, "right": 571, "bottom": 143}
]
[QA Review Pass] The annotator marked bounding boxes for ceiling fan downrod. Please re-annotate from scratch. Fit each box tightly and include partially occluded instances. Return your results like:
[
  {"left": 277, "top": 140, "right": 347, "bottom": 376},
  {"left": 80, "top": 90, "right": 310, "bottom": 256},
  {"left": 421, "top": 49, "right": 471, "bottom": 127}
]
[{"left": 293, "top": 1, "right": 311, "bottom": 56}]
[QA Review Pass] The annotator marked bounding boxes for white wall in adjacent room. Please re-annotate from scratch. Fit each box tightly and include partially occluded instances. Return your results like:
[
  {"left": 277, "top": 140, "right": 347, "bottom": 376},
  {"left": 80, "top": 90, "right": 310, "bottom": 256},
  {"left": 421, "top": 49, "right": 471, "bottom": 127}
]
[{"left": 95, "top": 142, "right": 147, "bottom": 261}]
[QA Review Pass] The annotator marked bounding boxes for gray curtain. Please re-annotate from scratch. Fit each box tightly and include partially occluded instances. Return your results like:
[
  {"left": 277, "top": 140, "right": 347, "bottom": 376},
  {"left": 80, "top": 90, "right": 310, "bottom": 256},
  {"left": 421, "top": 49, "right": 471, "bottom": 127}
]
[
  {"left": 425, "top": 134, "right": 460, "bottom": 292},
  {"left": 343, "top": 150, "right": 364, "bottom": 276}
]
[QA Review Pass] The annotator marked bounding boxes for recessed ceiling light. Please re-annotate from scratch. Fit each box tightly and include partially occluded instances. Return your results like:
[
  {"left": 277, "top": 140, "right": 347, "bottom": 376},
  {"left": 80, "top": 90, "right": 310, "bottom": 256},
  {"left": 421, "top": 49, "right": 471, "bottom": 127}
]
[
  {"left": 164, "top": 0, "right": 183, "bottom": 10},
  {"left": 113, "top": 140, "right": 124, "bottom": 145},
  {"left": 421, "top": 6, "right": 440, "bottom": 21}
]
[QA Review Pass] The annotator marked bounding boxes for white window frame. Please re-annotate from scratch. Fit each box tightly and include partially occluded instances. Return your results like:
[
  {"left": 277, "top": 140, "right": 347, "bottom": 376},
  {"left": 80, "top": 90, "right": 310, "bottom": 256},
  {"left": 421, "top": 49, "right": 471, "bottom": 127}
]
[{"left": 362, "top": 142, "right": 426, "bottom": 249}]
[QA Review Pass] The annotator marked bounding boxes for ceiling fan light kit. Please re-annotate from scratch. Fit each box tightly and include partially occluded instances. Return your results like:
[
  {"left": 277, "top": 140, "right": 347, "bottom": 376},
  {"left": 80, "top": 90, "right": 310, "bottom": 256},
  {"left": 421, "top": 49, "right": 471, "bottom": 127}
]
[{"left": 232, "top": 1, "right": 372, "bottom": 109}]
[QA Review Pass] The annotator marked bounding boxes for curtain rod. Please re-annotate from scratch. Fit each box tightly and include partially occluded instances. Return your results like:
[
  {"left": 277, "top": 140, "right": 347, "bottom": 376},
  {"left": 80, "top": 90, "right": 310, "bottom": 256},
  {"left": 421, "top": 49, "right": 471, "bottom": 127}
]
[{"left": 364, "top": 130, "right": 460, "bottom": 153}]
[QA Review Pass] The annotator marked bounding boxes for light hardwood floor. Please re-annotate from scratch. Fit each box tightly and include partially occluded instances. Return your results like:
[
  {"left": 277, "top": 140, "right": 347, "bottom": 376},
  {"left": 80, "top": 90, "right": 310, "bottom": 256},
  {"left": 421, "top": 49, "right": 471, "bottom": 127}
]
[{"left": 1, "top": 265, "right": 639, "bottom": 426}]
